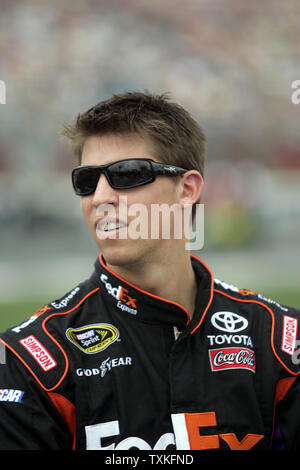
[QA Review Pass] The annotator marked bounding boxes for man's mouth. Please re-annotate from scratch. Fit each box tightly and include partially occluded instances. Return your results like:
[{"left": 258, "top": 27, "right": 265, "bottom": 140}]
[
  {"left": 95, "top": 218, "right": 128, "bottom": 239},
  {"left": 100, "top": 221, "right": 127, "bottom": 232}
]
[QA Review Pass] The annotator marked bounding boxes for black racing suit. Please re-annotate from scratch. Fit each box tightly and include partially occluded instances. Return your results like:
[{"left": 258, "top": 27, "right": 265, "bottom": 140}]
[{"left": 0, "top": 253, "right": 300, "bottom": 450}]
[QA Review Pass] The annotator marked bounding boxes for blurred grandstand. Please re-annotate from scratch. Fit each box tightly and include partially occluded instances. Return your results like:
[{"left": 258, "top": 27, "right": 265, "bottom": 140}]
[{"left": 0, "top": 0, "right": 299, "bottom": 328}]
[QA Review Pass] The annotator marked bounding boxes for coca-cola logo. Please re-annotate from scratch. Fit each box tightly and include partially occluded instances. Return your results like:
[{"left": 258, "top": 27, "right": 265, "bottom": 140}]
[{"left": 209, "top": 347, "right": 256, "bottom": 373}]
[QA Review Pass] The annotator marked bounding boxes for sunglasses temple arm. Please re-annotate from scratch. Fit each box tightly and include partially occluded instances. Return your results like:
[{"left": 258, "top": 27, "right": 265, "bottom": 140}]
[{"left": 152, "top": 163, "right": 187, "bottom": 176}]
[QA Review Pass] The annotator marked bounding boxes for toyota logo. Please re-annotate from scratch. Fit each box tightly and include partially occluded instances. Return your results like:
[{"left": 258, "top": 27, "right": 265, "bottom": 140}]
[{"left": 211, "top": 311, "right": 248, "bottom": 333}]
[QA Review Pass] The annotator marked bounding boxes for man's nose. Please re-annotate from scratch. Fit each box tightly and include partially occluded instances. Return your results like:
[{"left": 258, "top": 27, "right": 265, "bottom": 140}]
[{"left": 91, "top": 173, "right": 119, "bottom": 207}]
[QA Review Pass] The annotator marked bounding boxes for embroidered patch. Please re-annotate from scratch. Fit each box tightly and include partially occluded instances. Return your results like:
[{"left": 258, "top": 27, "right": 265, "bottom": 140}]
[
  {"left": 19, "top": 335, "right": 57, "bottom": 371},
  {"left": 281, "top": 315, "right": 298, "bottom": 356},
  {"left": 66, "top": 324, "right": 119, "bottom": 354},
  {"left": 209, "top": 347, "right": 255, "bottom": 373}
]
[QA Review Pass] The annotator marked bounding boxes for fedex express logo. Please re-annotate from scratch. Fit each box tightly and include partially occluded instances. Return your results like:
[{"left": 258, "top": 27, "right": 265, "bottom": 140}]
[
  {"left": 85, "top": 412, "right": 264, "bottom": 450},
  {"left": 100, "top": 274, "right": 137, "bottom": 315}
]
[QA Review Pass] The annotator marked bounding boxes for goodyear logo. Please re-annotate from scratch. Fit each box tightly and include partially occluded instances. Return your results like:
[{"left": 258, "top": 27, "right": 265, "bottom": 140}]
[{"left": 66, "top": 324, "right": 119, "bottom": 354}]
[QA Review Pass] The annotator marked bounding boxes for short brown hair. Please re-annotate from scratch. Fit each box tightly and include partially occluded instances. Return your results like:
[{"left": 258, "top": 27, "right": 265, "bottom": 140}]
[{"left": 61, "top": 91, "right": 206, "bottom": 177}]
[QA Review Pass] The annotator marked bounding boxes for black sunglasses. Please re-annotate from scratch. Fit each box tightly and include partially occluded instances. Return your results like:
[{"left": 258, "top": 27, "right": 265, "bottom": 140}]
[{"left": 72, "top": 158, "right": 188, "bottom": 196}]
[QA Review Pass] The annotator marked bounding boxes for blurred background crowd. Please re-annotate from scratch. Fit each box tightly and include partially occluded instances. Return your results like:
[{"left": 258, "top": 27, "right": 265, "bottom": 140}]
[{"left": 0, "top": 0, "right": 299, "bottom": 325}]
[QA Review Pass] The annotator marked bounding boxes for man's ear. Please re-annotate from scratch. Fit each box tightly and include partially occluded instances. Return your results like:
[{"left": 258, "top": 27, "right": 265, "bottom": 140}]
[{"left": 178, "top": 170, "right": 204, "bottom": 207}]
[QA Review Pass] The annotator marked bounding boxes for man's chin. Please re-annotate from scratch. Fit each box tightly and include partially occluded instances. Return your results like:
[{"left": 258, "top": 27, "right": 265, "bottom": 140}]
[{"left": 96, "top": 238, "right": 139, "bottom": 268}]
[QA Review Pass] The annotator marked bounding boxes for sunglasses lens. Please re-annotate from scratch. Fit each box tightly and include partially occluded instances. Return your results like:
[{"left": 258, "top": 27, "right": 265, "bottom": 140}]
[
  {"left": 108, "top": 160, "right": 153, "bottom": 188},
  {"left": 73, "top": 167, "right": 99, "bottom": 195},
  {"left": 72, "top": 160, "right": 155, "bottom": 195}
]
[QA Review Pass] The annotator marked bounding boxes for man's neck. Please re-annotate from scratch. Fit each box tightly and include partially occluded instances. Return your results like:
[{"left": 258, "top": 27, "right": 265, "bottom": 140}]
[{"left": 107, "top": 253, "right": 198, "bottom": 319}]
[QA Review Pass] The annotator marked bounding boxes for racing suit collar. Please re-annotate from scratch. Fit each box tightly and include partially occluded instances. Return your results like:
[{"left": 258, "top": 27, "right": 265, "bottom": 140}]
[{"left": 92, "top": 253, "right": 213, "bottom": 332}]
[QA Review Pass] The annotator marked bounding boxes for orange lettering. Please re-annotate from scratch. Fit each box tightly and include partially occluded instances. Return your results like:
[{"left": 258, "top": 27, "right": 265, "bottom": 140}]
[
  {"left": 126, "top": 296, "right": 137, "bottom": 308},
  {"left": 120, "top": 288, "right": 137, "bottom": 308},
  {"left": 172, "top": 411, "right": 264, "bottom": 450},
  {"left": 185, "top": 412, "right": 219, "bottom": 450},
  {"left": 220, "top": 433, "right": 264, "bottom": 450},
  {"left": 238, "top": 288, "right": 255, "bottom": 296},
  {"left": 33, "top": 305, "right": 51, "bottom": 317}
]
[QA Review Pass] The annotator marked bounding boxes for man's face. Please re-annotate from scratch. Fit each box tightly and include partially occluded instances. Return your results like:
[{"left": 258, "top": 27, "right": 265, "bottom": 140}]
[{"left": 80, "top": 133, "right": 186, "bottom": 268}]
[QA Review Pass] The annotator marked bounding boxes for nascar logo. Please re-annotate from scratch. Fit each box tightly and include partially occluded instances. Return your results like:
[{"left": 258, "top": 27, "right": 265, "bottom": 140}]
[{"left": 66, "top": 324, "right": 119, "bottom": 354}]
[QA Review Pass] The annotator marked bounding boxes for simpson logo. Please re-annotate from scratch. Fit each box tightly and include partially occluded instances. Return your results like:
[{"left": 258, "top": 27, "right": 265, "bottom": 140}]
[
  {"left": 66, "top": 324, "right": 119, "bottom": 354},
  {"left": 100, "top": 274, "right": 137, "bottom": 315},
  {"left": 19, "top": 336, "right": 57, "bottom": 371},
  {"left": 209, "top": 347, "right": 255, "bottom": 373},
  {"left": 281, "top": 315, "right": 298, "bottom": 356}
]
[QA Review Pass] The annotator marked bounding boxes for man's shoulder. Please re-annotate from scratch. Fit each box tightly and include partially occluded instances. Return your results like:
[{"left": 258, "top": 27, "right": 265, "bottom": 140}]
[
  {"left": 0, "top": 276, "right": 100, "bottom": 391},
  {"left": 213, "top": 277, "right": 298, "bottom": 314},
  {"left": 213, "top": 277, "right": 300, "bottom": 374},
  {"left": 3, "top": 276, "right": 99, "bottom": 336}
]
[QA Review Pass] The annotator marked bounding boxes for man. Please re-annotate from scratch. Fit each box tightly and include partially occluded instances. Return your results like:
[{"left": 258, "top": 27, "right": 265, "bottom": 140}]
[{"left": 0, "top": 91, "right": 299, "bottom": 450}]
